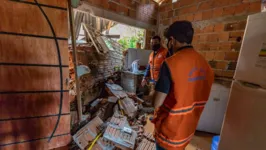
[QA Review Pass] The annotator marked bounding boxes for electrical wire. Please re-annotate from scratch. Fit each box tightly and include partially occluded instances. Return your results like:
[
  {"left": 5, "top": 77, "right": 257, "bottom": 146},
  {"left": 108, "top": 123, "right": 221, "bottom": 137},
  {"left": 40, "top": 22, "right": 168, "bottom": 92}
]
[{"left": 87, "top": 132, "right": 102, "bottom": 150}]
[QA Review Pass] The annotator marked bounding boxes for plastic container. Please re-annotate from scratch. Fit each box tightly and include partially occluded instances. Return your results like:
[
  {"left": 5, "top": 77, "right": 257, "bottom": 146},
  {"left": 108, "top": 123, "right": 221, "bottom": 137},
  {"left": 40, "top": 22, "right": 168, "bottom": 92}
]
[{"left": 211, "top": 136, "right": 220, "bottom": 150}]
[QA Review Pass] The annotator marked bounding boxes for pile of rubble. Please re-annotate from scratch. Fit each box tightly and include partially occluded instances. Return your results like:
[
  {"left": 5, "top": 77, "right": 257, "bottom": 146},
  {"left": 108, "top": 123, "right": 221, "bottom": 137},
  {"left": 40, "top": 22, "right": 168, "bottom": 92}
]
[{"left": 71, "top": 81, "right": 155, "bottom": 150}]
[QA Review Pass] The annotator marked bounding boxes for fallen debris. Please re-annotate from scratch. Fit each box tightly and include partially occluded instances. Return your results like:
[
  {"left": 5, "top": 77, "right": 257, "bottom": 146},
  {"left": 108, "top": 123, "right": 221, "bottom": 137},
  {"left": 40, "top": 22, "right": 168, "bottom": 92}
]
[
  {"left": 103, "top": 115, "right": 137, "bottom": 150},
  {"left": 73, "top": 116, "right": 103, "bottom": 149},
  {"left": 106, "top": 83, "right": 127, "bottom": 99},
  {"left": 136, "top": 132, "right": 156, "bottom": 150},
  {"left": 71, "top": 78, "right": 155, "bottom": 150},
  {"left": 119, "top": 97, "right": 138, "bottom": 118}
]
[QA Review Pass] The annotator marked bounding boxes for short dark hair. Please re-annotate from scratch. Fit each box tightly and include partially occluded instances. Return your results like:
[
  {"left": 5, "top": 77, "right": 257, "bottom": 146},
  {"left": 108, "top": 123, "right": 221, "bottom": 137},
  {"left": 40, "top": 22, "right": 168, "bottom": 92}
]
[
  {"left": 165, "top": 21, "right": 194, "bottom": 44},
  {"left": 151, "top": 35, "right": 161, "bottom": 42}
]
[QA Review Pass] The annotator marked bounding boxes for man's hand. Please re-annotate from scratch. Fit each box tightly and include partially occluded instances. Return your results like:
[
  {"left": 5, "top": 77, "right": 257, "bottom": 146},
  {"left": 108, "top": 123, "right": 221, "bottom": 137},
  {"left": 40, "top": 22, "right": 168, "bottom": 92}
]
[
  {"left": 141, "top": 78, "right": 147, "bottom": 87},
  {"left": 152, "top": 91, "right": 167, "bottom": 109}
]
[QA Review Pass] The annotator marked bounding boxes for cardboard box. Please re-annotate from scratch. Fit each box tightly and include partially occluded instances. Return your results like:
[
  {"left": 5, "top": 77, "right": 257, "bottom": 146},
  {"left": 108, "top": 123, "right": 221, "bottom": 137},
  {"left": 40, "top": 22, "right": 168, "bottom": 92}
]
[
  {"left": 219, "top": 81, "right": 266, "bottom": 150},
  {"left": 234, "top": 12, "right": 266, "bottom": 88}
]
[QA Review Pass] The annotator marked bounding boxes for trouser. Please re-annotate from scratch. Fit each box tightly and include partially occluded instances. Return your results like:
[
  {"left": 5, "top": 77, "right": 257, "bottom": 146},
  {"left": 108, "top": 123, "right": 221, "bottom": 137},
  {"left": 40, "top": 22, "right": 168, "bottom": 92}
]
[
  {"left": 156, "top": 142, "right": 165, "bottom": 150},
  {"left": 149, "top": 81, "right": 156, "bottom": 97}
]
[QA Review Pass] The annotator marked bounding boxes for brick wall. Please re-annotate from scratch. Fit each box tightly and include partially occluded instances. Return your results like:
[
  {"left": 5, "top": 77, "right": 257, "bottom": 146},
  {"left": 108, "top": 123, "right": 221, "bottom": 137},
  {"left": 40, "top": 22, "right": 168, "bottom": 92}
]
[
  {"left": 69, "top": 44, "right": 123, "bottom": 105},
  {"left": 158, "top": 0, "right": 261, "bottom": 78},
  {"left": 82, "top": 0, "right": 159, "bottom": 49}
]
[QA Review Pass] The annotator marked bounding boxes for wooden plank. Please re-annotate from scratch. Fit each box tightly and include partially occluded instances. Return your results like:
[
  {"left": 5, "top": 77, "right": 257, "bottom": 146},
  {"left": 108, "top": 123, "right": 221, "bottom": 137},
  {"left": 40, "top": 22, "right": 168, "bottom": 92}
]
[
  {"left": 0, "top": 134, "right": 71, "bottom": 150},
  {"left": 0, "top": 66, "right": 68, "bottom": 91},
  {"left": 0, "top": 1, "right": 68, "bottom": 38},
  {"left": 0, "top": 0, "right": 70, "bottom": 149},
  {"left": 43, "top": 7, "right": 68, "bottom": 38},
  {"left": 0, "top": 115, "right": 70, "bottom": 145},
  {"left": 23, "top": 0, "right": 68, "bottom": 8},
  {"left": 0, "top": 35, "right": 68, "bottom": 65},
  {"left": 0, "top": 92, "right": 69, "bottom": 119}
]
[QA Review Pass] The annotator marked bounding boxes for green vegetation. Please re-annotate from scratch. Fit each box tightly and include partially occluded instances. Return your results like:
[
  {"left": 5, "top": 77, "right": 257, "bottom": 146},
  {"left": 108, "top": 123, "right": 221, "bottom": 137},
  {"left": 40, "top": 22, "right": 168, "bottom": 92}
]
[{"left": 118, "top": 31, "right": 145, "bottom": 50}]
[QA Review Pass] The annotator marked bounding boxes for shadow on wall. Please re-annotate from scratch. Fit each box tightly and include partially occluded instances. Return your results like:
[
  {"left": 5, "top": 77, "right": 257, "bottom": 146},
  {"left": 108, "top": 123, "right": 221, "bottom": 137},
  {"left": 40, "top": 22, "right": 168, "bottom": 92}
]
[{"left": 0, "top": 36, "right": 64, "bottom": 149}]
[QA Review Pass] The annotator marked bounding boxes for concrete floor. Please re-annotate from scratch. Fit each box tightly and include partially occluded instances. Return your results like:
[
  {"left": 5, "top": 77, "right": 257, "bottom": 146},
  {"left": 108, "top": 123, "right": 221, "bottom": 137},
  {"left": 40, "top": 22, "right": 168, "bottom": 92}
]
[{"left": 144, "top": 116, "right": 214, "bottom": 150}]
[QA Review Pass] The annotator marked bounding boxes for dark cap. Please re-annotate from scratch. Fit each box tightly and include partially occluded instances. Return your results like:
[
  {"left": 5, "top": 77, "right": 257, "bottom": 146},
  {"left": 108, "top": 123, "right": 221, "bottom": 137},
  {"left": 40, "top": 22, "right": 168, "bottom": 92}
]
[{"left": 165, "top": 20, "right": 194, "bottom": 44}]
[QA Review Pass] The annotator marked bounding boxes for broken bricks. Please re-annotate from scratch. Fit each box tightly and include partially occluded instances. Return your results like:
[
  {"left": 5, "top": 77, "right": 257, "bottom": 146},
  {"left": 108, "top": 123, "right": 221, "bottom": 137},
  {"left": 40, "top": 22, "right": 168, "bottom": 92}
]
[
  {"left": 136, "top": 132, "right": 156, "bottom": 150},
  {"left": 119, "top": 97, "right": 138, "bottom": 118},
  {"left": 73, "top": 116, "right": 103, "bottom": 150}
]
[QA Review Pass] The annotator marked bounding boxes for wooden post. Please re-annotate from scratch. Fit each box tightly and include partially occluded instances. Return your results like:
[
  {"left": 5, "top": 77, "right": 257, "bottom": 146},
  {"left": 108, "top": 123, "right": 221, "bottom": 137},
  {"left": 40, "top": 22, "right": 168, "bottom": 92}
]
[{"left": 68, "top": 0, "right": 83, "bottom": 122}]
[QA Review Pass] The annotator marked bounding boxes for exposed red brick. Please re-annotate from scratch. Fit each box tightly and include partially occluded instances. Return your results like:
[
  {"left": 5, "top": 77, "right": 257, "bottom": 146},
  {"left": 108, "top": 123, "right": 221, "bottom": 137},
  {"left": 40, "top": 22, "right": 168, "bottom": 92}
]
[
  {"left": 194, "top": 27, "right": 202, "bottom": 34},
  {"left": 248, "top": 1, "right": 261, "bottom": 13},
  {"left": 214, "top": 52, "right": 225, "bottom": 60},
  {"left": 207, "top": 34, "right": 219, "bottom": 42},
  {"left": 205, "top": 51, "right": 215, "bottom": 60},
  {"left": 235, "top": 3, "right": 249, "bottom": 15},
  {"left": 192, "top": 36, "right": 199, "bottom": 44},
  {"left": 209, "top": 43, "right": 220, "bottom": 50},
  {"left": 129, "top": 10, "right": 137, "bottom": 19},
  {"left": 168, "top": 10, "right": 174, "bottom": 18},
  {"left": 231, "top": 42, "right": 242, "bottom": 51},
  {"left": 198, "top": 1, "right": 214, "bottom": 11},
  {"left": 224, "top": 21, "right": 246, "bottom": 31},
  {"left": 174, "top": 9, "right": 179, "bottom": 16},
  {"left": 120, "top": 0, "right": 131, "bottom": 6},
  {"left": 195, "top": 43, "right": 210, "bottom": 51},
  {"left": 160, "top": 3, "right": 172, "bottom": 12},
  {"left": 214, "top": 23, "right": 225, "bottom": 32},
  {"left": 203, "top": 25, "right": 214, "bottom": 33},
  {"left": 92, "top": 0, "right": 102, "bottom": 7},
  {"left": 213, "top": 0, "right": 229, "bottom": 7},
  {"left": 162, "top": 19, "right": 172, "bottom": 25},
  {"left": 179, "top": 15, "right": 187, "bottom": 20},
  {"left": 229, "top": 31, "right": 244, "bottom": 41},
  {"left": 179, "top": 5, "right": 198, "bottom": 14},
  {"left": 199, "top": 34, "right": 208, "bottom": 42},
  {"left": 228, "top": 0, "right": 242, "bottom": 5},
  {"left": 117, "top": 5, "right": 129, "bottom": 15},
  {"left": 212, "top": 8, "right": 223, "bottom": 18},
  {"left": 222, "top": 70, "right": 235, "bottom": 78},
  {"left": 219, "top": 32, "right": 229, "bottom": 41},
  {"left": 224, "top": 52, "right": 239, "bottom": 61},
  {"left": 108, "top": 1, "right": 118, "bottom": 12},
  {"left": 165, "top": 3, "right": 173, "bottom": 10},
  {"left": 209, "top": 60, "right": 217, "bottom": 68},
  {"left": 198, "top": 51, "right": 206, "bottom": 57},
  {"left": 214, "top": 69, "right": 223, "bottom": 77},
  {"left": 202, "top": 10, "right": 213, "bottom": 20},
  {"left": 216, "top": 61, "right": 229, "bottom": 70},
  {"left": 159, "top": 5, "right": 166, "bottom": 12},
  {"left": 219, "top": 42, "right": 232, "bottom": 51},
  {"left": 129, "top": 1, "right": 137, "bottom": 9},
  {"left": 223, "top": 6, "right": 236, "bottom": 16},
  {"left": 102, "top": 0, "right": 109, "bottom": 9},
  {"left": 160, "top": 12, "right": 168, "bottom": 19},
  {"left": 196, "top": 0, "right": 208, "bottom": 2},
  {"left": 179, "top": 0, "right": 196, "bottom": 7},
  {"left": 194, "top": 12, "right": 203, "bottom": 21},
  {"left": 228, "top": 61, "right": 237, "bottom": 70},
  {"left": 173, "top": 1, "right": 180, "bottom": 9},
  {"left": 186, "top": 14, "right": 194, "bottom": 21},
  {"left": 172, "top": 16, "right": 179, "bottom": 22}
]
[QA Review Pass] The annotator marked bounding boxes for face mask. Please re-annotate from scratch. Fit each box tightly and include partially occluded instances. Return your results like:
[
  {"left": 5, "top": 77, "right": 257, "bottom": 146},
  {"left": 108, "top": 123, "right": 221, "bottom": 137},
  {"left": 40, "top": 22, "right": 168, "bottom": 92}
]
[{"left": 152, "top": 44, "right": 160, "bottom": 51}]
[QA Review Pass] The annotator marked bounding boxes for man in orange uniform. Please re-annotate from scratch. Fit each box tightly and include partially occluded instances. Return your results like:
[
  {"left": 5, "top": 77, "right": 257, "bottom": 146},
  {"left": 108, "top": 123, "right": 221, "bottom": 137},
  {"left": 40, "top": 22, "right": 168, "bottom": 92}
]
[
  {"left": 151, "top": 21, "right": 214, "bottom": 150},
  {"left": 141, "top": 36, "right": 168, "bottom": 89}
]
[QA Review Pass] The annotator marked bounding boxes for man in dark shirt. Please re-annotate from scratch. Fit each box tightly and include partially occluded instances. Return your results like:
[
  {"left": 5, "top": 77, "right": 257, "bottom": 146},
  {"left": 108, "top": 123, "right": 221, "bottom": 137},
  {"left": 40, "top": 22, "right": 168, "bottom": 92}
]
[{"left": 152, "top": 21, "right": 214, "bottom": 150}]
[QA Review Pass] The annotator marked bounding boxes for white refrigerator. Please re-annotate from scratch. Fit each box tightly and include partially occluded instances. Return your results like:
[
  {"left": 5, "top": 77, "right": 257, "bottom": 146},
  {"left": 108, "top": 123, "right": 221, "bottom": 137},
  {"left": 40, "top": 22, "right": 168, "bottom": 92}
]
[{"left": 219, "top": 12, "right": 266, "bottom": 150}]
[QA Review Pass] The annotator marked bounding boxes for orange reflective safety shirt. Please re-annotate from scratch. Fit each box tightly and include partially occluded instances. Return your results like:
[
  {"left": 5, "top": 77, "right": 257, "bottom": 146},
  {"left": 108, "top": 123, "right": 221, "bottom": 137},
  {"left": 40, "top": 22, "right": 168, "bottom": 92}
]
[
  {"left": 153, "top": 48, "right": 214, "bottom": 150},
  {"left": 149, "top": 47, "right": 168, "bottom": 81}
]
